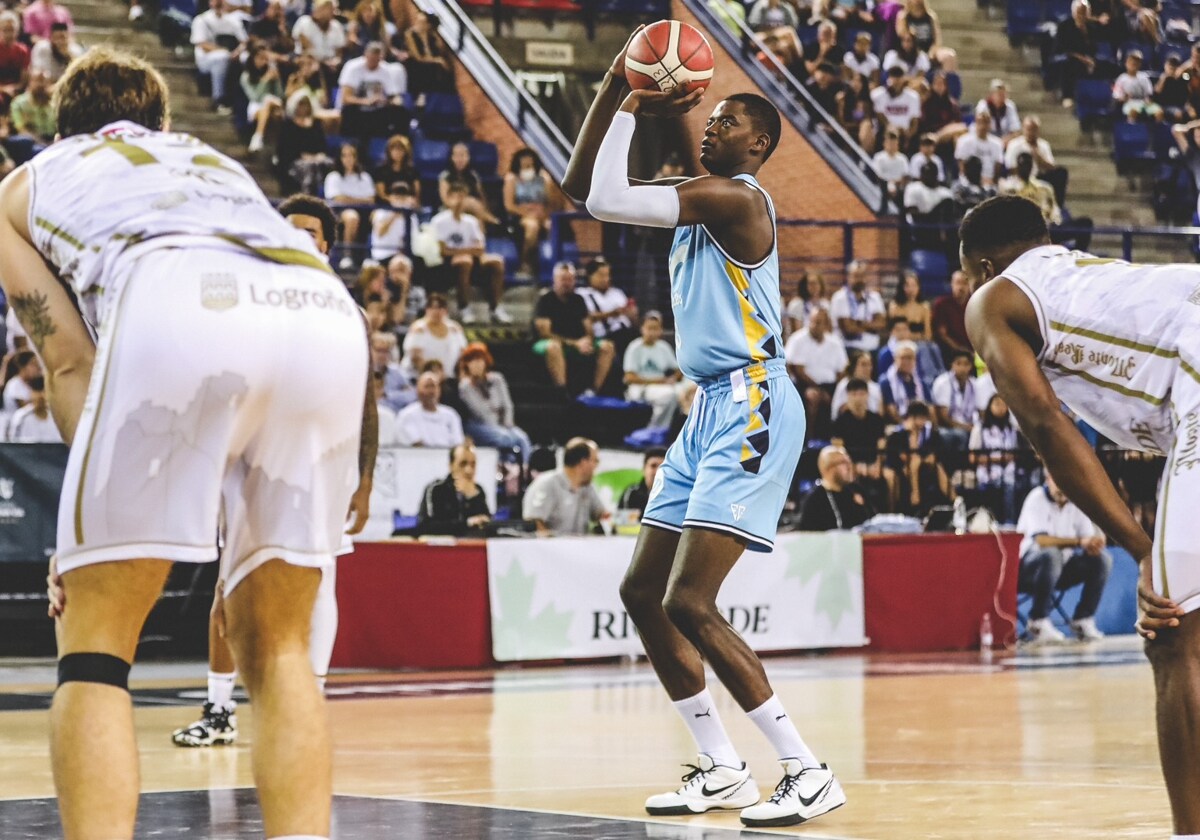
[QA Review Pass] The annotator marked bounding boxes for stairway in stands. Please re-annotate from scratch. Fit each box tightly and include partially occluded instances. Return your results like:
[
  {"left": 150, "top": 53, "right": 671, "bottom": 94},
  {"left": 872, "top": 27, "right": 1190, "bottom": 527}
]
[
  {"left": 72, "top": 0, "right": 278, "bottom": 191},
  {"left": 938, "top": 1, "right": 1190, "bottom": 262}
]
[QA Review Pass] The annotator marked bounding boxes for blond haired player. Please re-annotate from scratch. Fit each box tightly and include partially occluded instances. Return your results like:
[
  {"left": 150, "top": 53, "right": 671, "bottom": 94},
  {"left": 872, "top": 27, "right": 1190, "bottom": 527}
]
[
  {"left": 0, "top": 49, "right": 374, "bottom": 840},
  {"left": 961, "top": 194, "right": 1196, "bottom": 838}
]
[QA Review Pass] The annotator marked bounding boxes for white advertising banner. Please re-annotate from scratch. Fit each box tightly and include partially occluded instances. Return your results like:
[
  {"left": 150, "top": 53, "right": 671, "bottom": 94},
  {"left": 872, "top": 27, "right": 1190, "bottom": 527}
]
[{"left": 487, "top": 532, "right": 866, "bottom": 662}]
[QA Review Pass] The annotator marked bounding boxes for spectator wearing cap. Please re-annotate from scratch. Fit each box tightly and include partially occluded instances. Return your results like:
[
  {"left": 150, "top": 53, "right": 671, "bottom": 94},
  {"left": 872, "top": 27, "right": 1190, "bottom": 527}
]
[
  {"left": 976, "top": 79, "right": 1021, "bottom": 140},
  {"left": 871, "top": 65, "right": 923, "bottom": 147},
  {"left": 623, "top": 311, "right": 681, "bottom": 431},
  {"left": 1113, "top": 49, "right": 1161, "bottom": 121},
  {"left": 843, "top": 31, "right": 880, "bottom": 86},
  {"left": 337, "top": 41, "right": 408, "bottom": 143},
  {"left": 21, "top": 0, "right": 72, "bottom": 42},
  {"left": 954, "top": 109, "right": 1004, "bottom": 186},
  {"left": 907, "top": 134, "right": 945, "bottom": 182},
  {"left": 1004, "top": 116, "right": 1067, "bottom": 206},
  {"left": 458, "top": 342, "right": 532, "bottom": 463},
  {"left": 190, "top": 0, "right": 248, "bottom": 115},
  {"left": 29, "top": 22, "right": 80, "bottom": 82}
]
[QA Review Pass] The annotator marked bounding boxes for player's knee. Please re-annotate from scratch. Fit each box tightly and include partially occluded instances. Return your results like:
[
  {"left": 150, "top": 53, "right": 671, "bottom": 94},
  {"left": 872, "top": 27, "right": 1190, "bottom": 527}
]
[
  {"left": 57, "top": 652, "right": 131, "bottom": 693},
  {"left": 661, "top": 588, "right": 714, "bottom": 635},
  {"left": 619, "top": 572, "right": 658, "bottom": 618}
]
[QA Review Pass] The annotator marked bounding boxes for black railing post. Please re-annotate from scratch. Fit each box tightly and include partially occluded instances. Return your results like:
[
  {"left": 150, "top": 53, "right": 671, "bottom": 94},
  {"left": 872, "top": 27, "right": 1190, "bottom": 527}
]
[
  {"left": 843, "top": 222, "right": 854, "bottom": 269},
  {"left": 1122, "top": 230, "right": 1134, "bottom": 262}
]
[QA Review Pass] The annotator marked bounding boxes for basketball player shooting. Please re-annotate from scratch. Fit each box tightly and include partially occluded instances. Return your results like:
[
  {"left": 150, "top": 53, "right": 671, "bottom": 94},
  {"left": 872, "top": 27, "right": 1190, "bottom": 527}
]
[
  {"left": 561, "top": 25, "right": 845, "bottom": 828},
  {"left": 960, "top": 195, "right": 1197, "bottom": 837},
  {"left": 0, "top": 49, "right": 372, "bottom": 840}
]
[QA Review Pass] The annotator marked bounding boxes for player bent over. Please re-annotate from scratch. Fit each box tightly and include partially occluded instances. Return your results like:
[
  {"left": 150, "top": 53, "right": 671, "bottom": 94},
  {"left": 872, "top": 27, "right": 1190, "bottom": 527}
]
[{"left": 1, "top": 49, "right": 375, "bottom": 840}]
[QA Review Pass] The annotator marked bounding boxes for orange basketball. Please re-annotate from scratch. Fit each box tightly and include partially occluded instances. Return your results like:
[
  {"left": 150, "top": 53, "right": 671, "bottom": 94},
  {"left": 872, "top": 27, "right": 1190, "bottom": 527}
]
[{"left": 624, "top": 20, "right": 714, "bottom": 93}]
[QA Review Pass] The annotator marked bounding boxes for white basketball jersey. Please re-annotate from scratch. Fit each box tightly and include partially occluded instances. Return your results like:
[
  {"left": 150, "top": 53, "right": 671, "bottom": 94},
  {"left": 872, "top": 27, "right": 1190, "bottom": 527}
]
[
  {"left": 1003, "top": 244, "right": 1200, "bottom": 455},
  {"left": 25, "top": 120, "right": 325, "bottom": 325}
]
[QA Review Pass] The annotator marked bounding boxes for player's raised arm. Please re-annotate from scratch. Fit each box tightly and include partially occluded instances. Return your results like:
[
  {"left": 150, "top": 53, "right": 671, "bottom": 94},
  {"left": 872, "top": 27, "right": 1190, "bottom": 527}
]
[
  {"left": 0, "top": 170, "right": 96, "bottom": 445},
  {"left": 966, "top": 278, "right": 1152, "bottom": 560}
]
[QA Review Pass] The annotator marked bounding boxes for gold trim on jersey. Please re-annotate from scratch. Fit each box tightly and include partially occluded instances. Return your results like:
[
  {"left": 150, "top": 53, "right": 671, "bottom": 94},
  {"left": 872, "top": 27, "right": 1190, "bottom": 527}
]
[
  {"left": 1049, "top": 320, "right": 1175, "bottom": 358},
  {"left": 1043, "top": 360, "right": 1166, "bottom": 406},
  {"left": 214, "top": 234, "right": 333, "bottom": 275},
  {"left": 1158, "top": 435, "right": 1174, "bottom": 599},
  {"left": 34, "top": 216, "right": 84, "bottom": 252}
]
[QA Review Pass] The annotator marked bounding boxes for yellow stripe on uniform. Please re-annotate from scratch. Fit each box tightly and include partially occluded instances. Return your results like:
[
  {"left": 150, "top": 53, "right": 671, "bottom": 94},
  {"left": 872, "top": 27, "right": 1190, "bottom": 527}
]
[{"left": 723, "top": 261, "right": 769, "bottom": 364}]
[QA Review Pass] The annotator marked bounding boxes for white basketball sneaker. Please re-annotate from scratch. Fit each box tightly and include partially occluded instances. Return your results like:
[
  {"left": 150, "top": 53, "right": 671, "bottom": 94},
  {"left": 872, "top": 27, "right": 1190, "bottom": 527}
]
[
  {"left": 740, "top": 760, "right": 845, "bottom": 827},
  {"left": 644, "top": 754, "right": 760, "bottom": 816}
]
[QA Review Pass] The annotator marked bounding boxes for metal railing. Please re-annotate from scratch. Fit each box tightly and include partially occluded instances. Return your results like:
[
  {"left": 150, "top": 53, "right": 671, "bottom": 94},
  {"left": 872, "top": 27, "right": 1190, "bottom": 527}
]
[
  {"left": 682, "top": 0, "right": 888, "bottom": 214},
  {"left": 416, "top": 0, "right": 575, "bottom": 180}
]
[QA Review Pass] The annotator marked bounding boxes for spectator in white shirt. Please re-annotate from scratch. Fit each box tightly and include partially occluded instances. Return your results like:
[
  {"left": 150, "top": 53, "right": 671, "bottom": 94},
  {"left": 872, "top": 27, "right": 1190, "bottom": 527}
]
[
  {"left": 830, "top": 261, "right": 887, "bottom": 353},
  {"left": 402, "top": 293, "right": 468, "bottom": 378},
  {"left": 975, "top": 79, "right": 1021, "bottom": 139},
  {"left": 370, "top": 181, "right": 418, "bottom": 263},
  {"left": 190, "top": 0, "right": 247, "bottom": 113},
  {"left": 832, "top": 350, "right": 883, "bottom": 417},
  {"left": 903, "top": 161, "right": 954, "bottom": 248},
  {"left": 373, "top": 373, "right": 402, "bottom": 447},
  {"left": 882, "top": 32, "right": 931, "bottom": 79},
  {"left": 29, "top": 22, "right": 81, "bottom": 81},
  {"left": 930, "top": 350, "right": 976, "bottom": 450},
  {"left": 324, "top": 144, "right": 376, "bottom": 269},
  {"left": 1112, "top": 50, "right": 1162, "bottom": 121},
  {"left": 580, "top": 257, "right": 635, "bottom": 343},
  {"left": 785, "top": 307, "right": 848, "bottom": 434},
  {"left": 2, "top": 350, "right": 39, "bottom": 413},
  {"left": 872, "top": 129, "right": 910, "bottom": 204},
  {"left": 7, "top": 376, "right": 61, "bottom": 443},
  {"left": 396, "top": 371, "right": 464, "bottom": 448},
  {"left": 907, "top": 134, "right": 945, "bottom": 182},
  {"left": 955, "top": 109, "right": 1004, "bottom": 185},
  {"left": 871, "top": 66, "right": 922, "bottom": 144},
  {"left": 337, "top": 41, "right": 407, "bottom": 141},
  {"left": 1017, "top": 472, "right": 1112, "bottom": 643},
  {"left": 1004, "top": 116, "right": 1066, "bottom": 206},
  {"left": 292, "top": 0, "right": 346, "bottom": 65},
  {"left": 430, "top": 183, "right": 511, "bottom": 324},
  {"left": 623, "top": 311, "right": 680, "bottom": 430},
  {"left": 843, "top": 32, "right": 880, "bottom": 85}
]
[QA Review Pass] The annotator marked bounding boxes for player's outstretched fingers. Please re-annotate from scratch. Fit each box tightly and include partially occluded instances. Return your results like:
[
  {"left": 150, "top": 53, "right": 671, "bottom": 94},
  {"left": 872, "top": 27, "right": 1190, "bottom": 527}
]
[
  {"left": 610, "top": 24, "right": 647, "bottom": 77},
  {"left": 628, "top": 86, "right": 705, "bottom": 118}
]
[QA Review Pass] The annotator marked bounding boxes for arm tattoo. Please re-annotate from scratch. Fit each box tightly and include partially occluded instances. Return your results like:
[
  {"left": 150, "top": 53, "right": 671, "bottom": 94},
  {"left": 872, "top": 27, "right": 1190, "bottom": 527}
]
[
  {"left": 11, "top": 291, "right": 56, "bottom": 354},
  {"left": 359, "top": 367, "right": 379, "bottom": 480}
]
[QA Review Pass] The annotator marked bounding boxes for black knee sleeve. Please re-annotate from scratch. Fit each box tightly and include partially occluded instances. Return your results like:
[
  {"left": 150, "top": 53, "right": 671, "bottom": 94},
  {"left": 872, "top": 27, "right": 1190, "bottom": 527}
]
[{"left": 57, "top": 653, "right": 131, "bottom": 691}]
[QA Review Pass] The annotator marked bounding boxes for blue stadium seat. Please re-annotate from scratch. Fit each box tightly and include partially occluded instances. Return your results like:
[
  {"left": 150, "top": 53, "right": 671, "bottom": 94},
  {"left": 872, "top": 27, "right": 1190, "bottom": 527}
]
[
  {"left": 367, "top": 136, "right": 390, "bottom": 168},
  {"left": 944, "top": 71, "right": 963, "bottom": 101},
  {"left": 1120, "top": 41, "right": 1162, "bottom": 71},
  {"left": 1160, "top": 40, "right": 1193, "bottom": 66},
  {"left": 1007, "top": 0, "right": 1043, "bottom": 43},
  {"left": 1112, "top": 121, "right": 1154, "bottom": 173},
  {"left": 909, "top": 249, "right": 950, "bottom": 292},
  {"left": 1044, "top": 0, "right": 1072, "bottom": 19},
  {"left": 469, "top": 141, "right": 500, "bottom": 177},
  {"left": 420, "top": 93, "right": 469, "bottom": 140},
  {"left": 414, "top": 137, "right": 451, "bottom": 180},
  {"left": 487, "top": 236, "right": 521, "bottom": 278},
  {"left": 1074, "top": 79, "right": 1114, "bottom": 123}
]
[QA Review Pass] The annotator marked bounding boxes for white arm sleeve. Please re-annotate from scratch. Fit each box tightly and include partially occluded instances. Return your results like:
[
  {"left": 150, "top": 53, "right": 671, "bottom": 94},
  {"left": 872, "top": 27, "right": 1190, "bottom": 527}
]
[{"left": 585, "top": 111, "right": 680, "bottom": 229}]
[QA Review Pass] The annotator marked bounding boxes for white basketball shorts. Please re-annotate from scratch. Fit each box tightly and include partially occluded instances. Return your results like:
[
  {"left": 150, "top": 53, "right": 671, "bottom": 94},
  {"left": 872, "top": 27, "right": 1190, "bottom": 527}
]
[
  {"left": 55, "top": 244, "right": 368, "bottom": 593},
  {"left": 1155, "top": 356, "right": 1200, "bottom": 614}
]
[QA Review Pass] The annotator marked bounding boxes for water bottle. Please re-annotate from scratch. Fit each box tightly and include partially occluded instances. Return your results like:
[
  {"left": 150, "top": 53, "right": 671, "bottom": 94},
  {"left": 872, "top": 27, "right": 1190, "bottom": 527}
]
[
  {"left": 953, "top": 496, "right": 967, "bottom": 535},
  {"left": 980, "top": 612, "right": 994, "bottom": 651}
]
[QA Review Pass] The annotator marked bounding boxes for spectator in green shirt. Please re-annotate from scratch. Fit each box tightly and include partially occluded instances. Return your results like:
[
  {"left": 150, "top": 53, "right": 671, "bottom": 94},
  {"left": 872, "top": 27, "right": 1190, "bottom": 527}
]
[{"left": 10, "top": 70, "right": 55, "bottom": 145}]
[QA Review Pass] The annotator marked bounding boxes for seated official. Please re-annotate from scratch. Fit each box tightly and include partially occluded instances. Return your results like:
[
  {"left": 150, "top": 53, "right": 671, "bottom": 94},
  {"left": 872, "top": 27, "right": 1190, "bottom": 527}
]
[
  {"left": 618, "top": 447, "right": 666, "bottom": 518},
  {"left": 1016, "top": 472, "right": 1112, "bottom": 644},
  {"left": 522, "top": 437, "right": 608, "bottom": 536},
  {"left": 415, "top": 443, "right": 491, "bottom": 536},
  {"left": 798, "top": 445, "right": 874, "bottom": 531}
]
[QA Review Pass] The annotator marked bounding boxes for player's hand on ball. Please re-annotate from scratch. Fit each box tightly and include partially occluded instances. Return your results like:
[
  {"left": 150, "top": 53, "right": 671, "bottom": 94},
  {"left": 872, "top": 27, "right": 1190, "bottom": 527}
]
[
  {"left": 623, "top": 85, "right": 704, "bottom": 118},
  {"left": 1136, "top": 557, "right": 1183, "bottom": 640},
  {"left": 610, "top": 25, "right": 646, "bottom": 79}
]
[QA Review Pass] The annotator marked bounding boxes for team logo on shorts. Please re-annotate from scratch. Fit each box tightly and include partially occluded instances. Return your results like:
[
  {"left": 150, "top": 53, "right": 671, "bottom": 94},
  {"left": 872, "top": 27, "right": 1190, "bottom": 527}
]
[
  {"left": 201, "top": 275, "right": 239, "bottom": 311},
  {"left": 730, "top": 503, "right": 746, "bottom": 522}
]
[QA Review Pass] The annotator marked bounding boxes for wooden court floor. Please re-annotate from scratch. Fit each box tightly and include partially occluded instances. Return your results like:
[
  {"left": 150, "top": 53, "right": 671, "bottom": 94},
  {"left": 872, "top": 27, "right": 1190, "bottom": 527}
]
[{"left": 0, "top": 638, "right": 1170, "bottom": 839}]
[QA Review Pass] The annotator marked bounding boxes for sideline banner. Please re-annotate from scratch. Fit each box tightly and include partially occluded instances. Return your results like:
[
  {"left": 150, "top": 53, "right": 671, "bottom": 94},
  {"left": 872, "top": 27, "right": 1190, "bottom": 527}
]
[
  {"left": 487, "top": 532, "right": 866, "bottom": 661},
  {"left": 0, "top": 444, "right": 68, "bottom": 563}
]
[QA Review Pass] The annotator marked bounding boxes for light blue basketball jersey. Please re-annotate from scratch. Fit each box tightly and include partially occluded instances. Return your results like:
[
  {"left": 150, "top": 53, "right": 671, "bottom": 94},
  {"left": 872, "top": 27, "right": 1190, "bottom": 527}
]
[{"left": 667, "top": 173, "right": 784, "bottom": 381}]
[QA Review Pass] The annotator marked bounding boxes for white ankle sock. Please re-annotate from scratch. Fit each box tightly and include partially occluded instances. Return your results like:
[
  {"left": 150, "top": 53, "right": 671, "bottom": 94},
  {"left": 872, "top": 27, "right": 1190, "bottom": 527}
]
[
  {"left": 747, "top": 694, "right": 819, "bottom": 769},
  {"left": 207, "top": 671, "right": 236, "bottom": 711},
  {"left": 309, "top": 566, "right": 338, "bottom": 683},
  {"left": 671, "top": 688, "right": 741, "bottom": 768}
]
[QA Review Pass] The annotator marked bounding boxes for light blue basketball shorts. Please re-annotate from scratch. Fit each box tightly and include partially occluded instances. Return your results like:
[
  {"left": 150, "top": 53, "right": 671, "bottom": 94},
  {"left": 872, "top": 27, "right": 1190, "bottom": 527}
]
[{"left": 642, "top": 359, "right": 805, "bottom": 552}]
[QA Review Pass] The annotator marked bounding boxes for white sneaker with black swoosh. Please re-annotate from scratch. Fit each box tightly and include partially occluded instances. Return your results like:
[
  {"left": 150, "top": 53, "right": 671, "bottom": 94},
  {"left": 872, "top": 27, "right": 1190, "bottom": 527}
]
[
  {"left": 644, "top": 754, "right": 760, "bottom": 816},
  {"left": 740, "top": 760, "right": 845, "bottom": 827}
]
